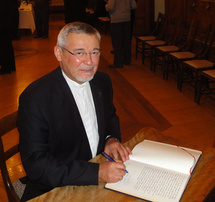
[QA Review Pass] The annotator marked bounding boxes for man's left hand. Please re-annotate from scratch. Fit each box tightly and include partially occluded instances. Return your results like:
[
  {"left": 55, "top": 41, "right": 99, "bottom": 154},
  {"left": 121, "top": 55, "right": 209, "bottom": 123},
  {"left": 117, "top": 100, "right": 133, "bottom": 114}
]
[{"left": 104, "top": 138, "right": 132, "bottom": 162}]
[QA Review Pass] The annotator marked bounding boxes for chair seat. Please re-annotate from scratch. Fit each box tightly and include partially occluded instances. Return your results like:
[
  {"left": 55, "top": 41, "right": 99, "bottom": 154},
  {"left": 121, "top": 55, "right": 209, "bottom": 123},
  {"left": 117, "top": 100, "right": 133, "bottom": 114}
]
[
  {"left": 157, "top": 46, "right": 180, "bottom": 52},
  {"left": 138, "top": 36, "right": 156, "bottom": 41},
  {"left": 13, "top": 179, "right": 26, "bottom": 199},
  {"left": 184, "top": 60, "right": 214, "bottom": 69},
  {"left": 146, "top": 40, "right": 166, "bottom": 46},
  {"left": 202, "top": 69, "right": 215, "bottom": 79},
  {"left": 170, "top": 51, "right": 195, "bottom": 59}
]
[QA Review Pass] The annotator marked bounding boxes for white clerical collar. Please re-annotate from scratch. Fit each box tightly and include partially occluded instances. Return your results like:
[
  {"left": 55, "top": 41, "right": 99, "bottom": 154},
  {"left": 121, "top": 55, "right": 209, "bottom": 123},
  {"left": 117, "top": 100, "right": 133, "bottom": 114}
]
[
  {"left": 61, "top": 69, "right": 99, "bottom": 158},
  {"left": 61, "top": 70, "right": 88, "bottom": 89}
]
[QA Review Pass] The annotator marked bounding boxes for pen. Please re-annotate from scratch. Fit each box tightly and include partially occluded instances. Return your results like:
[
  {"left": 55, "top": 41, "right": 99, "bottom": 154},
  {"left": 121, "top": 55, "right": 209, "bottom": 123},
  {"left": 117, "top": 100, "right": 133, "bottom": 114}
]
[{"left": 102, "top": 152, "right": 128, "bottom": 173}]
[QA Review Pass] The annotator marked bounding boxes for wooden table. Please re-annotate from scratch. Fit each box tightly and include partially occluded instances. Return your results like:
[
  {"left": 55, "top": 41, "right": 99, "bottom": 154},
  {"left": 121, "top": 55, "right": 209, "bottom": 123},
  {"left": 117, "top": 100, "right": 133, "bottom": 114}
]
[{"left": 29, "top": 127, "right": 215, "bottom": 202}]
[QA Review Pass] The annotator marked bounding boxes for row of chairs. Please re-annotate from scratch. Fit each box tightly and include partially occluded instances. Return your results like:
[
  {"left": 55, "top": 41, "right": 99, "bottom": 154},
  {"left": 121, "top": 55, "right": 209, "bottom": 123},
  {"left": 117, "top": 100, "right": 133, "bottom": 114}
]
[{"left": 135, "top": 13, "right": 215, "bottom": 104}]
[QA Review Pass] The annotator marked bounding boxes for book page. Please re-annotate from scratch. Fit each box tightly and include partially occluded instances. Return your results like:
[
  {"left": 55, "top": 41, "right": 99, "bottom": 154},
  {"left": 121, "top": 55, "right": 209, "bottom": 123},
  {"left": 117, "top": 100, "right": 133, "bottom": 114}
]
[
  {"left": 105, "top": 160, "right": 189, "bottom": 202},
  {"left": 130, "top": 140, "right": 202, "bottom": 174}
]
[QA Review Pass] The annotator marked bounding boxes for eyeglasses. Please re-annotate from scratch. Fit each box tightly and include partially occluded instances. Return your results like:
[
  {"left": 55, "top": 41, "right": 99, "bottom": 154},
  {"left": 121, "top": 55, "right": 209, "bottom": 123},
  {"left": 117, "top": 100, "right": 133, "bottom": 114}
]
[{"left": 60, "top": 47, "right": 101, "bottom": 59}]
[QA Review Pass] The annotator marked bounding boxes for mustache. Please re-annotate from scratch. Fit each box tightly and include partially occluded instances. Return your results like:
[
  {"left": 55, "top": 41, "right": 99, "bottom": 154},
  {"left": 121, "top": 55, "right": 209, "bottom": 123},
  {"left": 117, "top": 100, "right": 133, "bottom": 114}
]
[{"left": 78, "top": 65, "right": 95, "bottom": 70}]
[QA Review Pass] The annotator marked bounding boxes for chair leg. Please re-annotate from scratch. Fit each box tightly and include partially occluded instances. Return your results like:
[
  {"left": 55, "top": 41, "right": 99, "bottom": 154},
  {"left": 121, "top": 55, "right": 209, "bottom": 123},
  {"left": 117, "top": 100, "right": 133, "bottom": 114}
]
[
  {"left": 194, "top": 71, "right": 199, "bottom": 103},
  {"left": 150, "top": 47, "right": 154, "bottom": 71},
  {"left": 176, "top": 62, "right": 182, "bottom": 90},
  {"left": 141, "top": 41, "right": 145, "bottom": 64},
  {"left": 196, "top": 75, "right": 204, "bottom": 104},
  {"left": 135, "top": 40, "right": 139, "bottom": 59}
]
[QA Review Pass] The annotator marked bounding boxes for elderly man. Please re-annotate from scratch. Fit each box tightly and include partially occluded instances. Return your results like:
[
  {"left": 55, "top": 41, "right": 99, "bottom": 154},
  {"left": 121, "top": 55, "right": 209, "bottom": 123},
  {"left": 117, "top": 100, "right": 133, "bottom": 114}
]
[{"left": 18, "top": 22, "right": 131, "bottom": 201}]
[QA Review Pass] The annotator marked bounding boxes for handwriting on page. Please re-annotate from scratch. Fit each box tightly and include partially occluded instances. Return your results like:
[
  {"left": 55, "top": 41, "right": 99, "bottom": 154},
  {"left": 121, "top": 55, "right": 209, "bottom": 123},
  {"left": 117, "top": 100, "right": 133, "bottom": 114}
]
[
  {"left": 133, "top": 166, "right": 186, "bottom": 200},
  {"left": 108, "top": 161, "right": 188, "bottom": 202}
]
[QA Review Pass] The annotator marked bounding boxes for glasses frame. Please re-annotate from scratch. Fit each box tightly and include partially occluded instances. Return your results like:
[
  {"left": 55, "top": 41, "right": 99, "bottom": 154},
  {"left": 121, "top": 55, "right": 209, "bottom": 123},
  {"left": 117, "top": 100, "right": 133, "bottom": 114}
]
[{"left": 60, "top": 46, "right": 102, "bottom": 58}]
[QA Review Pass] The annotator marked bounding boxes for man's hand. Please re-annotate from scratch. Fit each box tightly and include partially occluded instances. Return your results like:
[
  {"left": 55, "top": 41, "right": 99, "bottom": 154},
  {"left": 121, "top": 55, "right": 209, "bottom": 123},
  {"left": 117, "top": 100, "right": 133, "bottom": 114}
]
[
  {"left": 98, "top": 161, "right": 126, "bottom": 183},
  {"left": 104, "top": 138, "right": 132, "bottom": 162}
]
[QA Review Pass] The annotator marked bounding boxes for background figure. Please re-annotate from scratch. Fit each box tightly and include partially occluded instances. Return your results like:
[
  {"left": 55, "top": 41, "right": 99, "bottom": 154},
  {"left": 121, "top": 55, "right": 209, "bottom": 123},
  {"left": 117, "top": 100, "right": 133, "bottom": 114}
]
[
  {"left": 34, "top": 0, "right": 50, "bottom": 38},
  {"left": 63, "top": 0, "right": 88, "bottom": 24},
  {"left": 93, "top": 0, "right": 108, "bottom": 18},
  {"left": 130, "top": 0, "right": 137, "bottom": 42},
  {"left": 106, "top": 0, "right": 136, "bottom": 68},
  {"left": 0, "top": 0, "right": 18, "bottom": 74}
]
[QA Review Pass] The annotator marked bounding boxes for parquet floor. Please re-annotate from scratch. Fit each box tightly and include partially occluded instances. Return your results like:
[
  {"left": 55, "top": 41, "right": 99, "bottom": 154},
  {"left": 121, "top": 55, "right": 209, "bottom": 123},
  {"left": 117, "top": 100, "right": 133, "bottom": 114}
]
[{"left": 0, "top": 15, "right": 215, "bottom": 201}]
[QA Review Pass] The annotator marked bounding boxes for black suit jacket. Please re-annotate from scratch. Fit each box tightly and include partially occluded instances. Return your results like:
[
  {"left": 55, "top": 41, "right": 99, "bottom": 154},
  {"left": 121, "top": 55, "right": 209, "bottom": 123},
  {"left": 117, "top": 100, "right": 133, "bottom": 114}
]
[{"left": 17, "top": 67, "right": 121, "bottom": 201}]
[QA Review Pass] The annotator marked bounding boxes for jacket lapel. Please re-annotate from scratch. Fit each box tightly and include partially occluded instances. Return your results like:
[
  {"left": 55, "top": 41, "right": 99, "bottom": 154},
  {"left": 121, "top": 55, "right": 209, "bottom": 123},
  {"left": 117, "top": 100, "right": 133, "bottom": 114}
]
[{"left": 90, "top": 82, "right": 105, "bottom": 154}]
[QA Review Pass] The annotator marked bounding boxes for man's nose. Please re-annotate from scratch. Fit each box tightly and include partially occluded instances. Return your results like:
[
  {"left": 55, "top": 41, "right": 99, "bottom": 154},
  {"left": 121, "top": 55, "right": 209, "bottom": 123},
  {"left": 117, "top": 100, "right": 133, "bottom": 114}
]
[{"left": 83, "top": 53, "right": 93, "bottom": 64}]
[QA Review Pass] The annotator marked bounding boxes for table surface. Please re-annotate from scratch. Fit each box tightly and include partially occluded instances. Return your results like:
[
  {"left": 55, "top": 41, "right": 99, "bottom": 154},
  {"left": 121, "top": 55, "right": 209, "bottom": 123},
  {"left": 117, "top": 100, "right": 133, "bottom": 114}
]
[{"left": 29, "top": 127, "right": 215, "bottom": 202}]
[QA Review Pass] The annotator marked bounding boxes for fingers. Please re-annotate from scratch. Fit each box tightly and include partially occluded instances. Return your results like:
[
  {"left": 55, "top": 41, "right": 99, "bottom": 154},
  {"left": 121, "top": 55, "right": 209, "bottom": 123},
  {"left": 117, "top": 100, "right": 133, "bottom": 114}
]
[
  {"left": 98, "top": 161, "right": 126, "bottom": 183},
  {"left": 105, "top": 138, "right": 132, "bottom": 162},
  {"left": 116, "top": 145, "right": 132, "bottom": 162}
]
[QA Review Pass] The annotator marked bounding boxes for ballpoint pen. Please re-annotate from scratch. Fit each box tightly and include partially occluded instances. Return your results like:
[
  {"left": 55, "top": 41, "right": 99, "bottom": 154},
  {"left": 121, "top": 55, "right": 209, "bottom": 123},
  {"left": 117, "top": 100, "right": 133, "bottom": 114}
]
[{"left": 102, "top": 152, "right": 128, "bottom": 173}]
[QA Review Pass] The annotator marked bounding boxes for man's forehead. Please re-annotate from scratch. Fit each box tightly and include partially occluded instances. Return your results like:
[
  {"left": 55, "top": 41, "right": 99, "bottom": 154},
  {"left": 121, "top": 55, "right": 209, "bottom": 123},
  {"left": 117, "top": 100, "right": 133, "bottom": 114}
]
[{"left": 66, "top": 33, "right": 100, "bottom": 48}]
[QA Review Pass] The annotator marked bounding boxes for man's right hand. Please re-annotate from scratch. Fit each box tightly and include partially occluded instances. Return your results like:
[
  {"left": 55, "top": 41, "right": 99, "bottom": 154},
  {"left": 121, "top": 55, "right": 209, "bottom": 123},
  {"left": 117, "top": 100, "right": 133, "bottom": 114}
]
[{"left": 98, "top": 161, "right": 126, "bottom": 183}]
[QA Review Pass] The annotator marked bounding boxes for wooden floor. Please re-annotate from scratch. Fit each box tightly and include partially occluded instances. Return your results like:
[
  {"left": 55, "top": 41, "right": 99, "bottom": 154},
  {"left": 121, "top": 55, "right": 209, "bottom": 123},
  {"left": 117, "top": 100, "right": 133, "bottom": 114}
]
[{"left": 1, "top": 15, "right": 215, "bottom": 201}]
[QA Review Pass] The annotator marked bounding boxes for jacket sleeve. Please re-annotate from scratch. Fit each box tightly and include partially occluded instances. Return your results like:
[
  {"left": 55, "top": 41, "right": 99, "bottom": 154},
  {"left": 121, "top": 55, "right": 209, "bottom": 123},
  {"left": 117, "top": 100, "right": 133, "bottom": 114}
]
[{"left": 17, "top": 87, "right": 99, "bottom": 189}]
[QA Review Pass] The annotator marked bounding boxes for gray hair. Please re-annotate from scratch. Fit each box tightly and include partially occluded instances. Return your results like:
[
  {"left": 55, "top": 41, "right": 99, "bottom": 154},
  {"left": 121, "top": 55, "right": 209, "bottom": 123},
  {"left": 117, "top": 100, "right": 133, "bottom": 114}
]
[{"left": 57, "top": 22, "right": 101, "bottom": 48}]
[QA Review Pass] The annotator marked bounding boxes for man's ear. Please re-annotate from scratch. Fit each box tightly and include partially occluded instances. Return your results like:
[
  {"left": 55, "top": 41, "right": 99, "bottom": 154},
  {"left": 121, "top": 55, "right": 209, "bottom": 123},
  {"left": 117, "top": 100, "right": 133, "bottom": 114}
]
[{"left": 54, "top": 45, "right": 62, "bottom": 61}]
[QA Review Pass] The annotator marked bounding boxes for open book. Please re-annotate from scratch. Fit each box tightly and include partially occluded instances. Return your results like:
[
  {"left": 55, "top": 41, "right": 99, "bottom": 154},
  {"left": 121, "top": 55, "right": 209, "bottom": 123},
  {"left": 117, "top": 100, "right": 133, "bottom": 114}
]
[{"left": 105, "top": 140, "right": 202, "bottom": 202}]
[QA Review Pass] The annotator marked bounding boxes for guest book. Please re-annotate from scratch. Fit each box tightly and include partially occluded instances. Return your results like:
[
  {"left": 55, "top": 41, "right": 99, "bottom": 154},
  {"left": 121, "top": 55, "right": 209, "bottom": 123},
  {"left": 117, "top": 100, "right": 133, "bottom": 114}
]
[{"left": 105, "top": 140, "right": 202, "bottom": 202}]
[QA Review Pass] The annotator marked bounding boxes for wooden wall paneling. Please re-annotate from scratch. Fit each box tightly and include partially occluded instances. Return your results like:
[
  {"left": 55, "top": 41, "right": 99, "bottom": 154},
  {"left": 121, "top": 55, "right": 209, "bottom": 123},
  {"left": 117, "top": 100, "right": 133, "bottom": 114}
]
[
  {"left": 165, "top": 0, "right": 185, "bottom": 18},
  {"left": 170, "top": 0, "right": 215, "bottom": 26},
  {"left": 133, "top": 0, "right": 154, "bottom": 35}
]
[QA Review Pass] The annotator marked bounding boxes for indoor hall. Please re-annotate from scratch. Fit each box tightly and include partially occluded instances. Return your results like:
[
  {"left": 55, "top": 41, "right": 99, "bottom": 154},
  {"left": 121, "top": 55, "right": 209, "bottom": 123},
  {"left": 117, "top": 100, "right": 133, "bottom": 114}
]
[{"left": 1, "top": 1, "right": 215, "bottom": 201}]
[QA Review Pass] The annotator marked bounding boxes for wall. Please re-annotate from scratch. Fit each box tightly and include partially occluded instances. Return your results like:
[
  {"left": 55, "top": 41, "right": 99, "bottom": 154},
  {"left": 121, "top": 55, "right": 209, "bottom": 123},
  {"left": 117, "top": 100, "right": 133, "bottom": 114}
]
[
  {"left": 165, "top": 0, "right": 215, "bottom": 26},
  {"left": 155, "top": 0, "right": 165, "bottom": 20}
]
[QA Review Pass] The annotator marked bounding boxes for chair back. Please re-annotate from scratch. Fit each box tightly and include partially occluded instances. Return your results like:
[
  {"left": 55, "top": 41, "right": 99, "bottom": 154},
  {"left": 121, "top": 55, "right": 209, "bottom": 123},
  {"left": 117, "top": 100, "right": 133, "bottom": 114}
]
[
  {"left": 0, "top": 111, "right": 20, "bottom": 202},
  {"left": 155, "top": 13, "right": 168, "bottom": 40},
  {"left": 163, "top": 16, "right": 181, "bottom": 44},
  {"left": 201, "top": 26, "right": 215, "bottom": 61},
  {"left": 149, "top": 12, "right": 163, "bottom": 36},
  {"left": 179, "top": 20, "right": 200, "bottom": 51},
  {"left": 192, "top": 23, "right": 212, "bottom": 58}
]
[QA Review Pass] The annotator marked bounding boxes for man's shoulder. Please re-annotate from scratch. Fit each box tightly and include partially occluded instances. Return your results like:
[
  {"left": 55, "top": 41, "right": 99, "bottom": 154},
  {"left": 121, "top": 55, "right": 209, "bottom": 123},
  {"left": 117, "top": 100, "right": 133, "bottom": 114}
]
[
  {"left": 94, "top": 71, "right": 110, "bottom": 80},
  {"left": 92, "top": 71, "right": 111, "bottom": 85},
  {"left": 21, "top": 67, "right": 62, "bottom": 95}
]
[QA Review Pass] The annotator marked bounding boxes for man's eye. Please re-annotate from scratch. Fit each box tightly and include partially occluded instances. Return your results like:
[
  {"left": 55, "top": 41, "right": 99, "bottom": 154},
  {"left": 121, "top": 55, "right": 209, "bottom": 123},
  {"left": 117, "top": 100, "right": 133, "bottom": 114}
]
[
  {"left": 76, "top": 52, "right": 85, "bottom": 56},
  {"left": 91, "top": 51, "right": 99, "bottom": 56}
]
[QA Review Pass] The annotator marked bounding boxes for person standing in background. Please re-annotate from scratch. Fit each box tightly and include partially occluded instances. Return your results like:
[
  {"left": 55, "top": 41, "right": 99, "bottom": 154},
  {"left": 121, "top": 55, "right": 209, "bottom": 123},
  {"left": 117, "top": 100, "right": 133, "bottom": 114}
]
[
  {"left": 63, "top": 0, "right": 88, "bottom": 24},
  {"left": 106, "top": 0, "right": 136, "bottom": 68},
  {"left": 130, "top": 0, "right": 137, "bottom": 42},
  {"left": 0, "top": 0, "right": 18, "bottom": 74},
  {"left": 34, "top": 0, "right": 50, "bottom": 39}
]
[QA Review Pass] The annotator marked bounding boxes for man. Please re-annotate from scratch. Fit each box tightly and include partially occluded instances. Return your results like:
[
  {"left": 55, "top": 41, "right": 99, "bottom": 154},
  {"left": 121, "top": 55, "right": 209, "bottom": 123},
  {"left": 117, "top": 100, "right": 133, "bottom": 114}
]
[
  {"left": 17, "top": 22, "right": 131, "bottom": 201},
  {"left": 106, "top": 0, "right": 136, "bottom": 68}
]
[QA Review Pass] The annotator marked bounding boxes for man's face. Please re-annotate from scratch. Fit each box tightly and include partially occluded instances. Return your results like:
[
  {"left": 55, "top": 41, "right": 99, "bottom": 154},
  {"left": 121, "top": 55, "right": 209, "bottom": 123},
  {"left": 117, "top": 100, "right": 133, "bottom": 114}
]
[{"left": 54, "top": 33, "right": 100, "bottom": 84}]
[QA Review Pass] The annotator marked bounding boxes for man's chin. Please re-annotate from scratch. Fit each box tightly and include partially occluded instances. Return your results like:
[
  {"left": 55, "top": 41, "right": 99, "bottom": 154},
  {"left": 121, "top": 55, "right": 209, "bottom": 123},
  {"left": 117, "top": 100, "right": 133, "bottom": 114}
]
[{"left": 77, "top": 75, "right": 94, "bottom": 83}]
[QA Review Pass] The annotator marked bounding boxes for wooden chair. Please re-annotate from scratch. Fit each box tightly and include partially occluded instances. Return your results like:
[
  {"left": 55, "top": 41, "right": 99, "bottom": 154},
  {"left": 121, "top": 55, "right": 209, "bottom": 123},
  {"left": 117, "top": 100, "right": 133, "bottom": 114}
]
[
  {"left": 144, "top": 16, "right": 180, "bottom": 71},
  {"left": 165, "top": 22, "right": 212, "bottom": 89},
  {"left": 153, "top": 19, "right": 195, "bottom": 78},
  {"left": 0, "top": 111, "right": 26, "bottom": 202},
  {"left": 135, "top": 12, "right": 167, "bottom": 64},
  {"left": 197, "top": 69, "right": 215, "bottom": 104},
  {"left": 181, "top": 26, "right": 215, "bottom": 102}
]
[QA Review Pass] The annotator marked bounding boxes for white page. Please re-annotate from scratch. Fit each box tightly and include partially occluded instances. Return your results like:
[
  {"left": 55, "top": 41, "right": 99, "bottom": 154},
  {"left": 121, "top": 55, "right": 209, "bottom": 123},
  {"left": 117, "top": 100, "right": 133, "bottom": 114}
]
[
  {"left": 106, "top": 160, "right": 189, "bottom": 202},
  {"left": 129, "top": 140, "right": 202, "bottom": 174}
]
